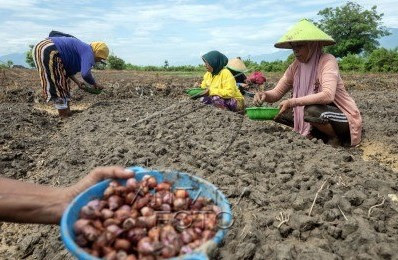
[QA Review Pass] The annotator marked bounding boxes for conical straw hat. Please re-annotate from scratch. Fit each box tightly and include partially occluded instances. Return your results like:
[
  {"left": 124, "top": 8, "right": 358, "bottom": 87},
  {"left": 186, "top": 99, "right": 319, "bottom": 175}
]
[
  {"left": 226, "top": 58, "right": 248, "bottom": 73},
  {"left": 274, "top": 19, "right": 335, "bottom": 49}
]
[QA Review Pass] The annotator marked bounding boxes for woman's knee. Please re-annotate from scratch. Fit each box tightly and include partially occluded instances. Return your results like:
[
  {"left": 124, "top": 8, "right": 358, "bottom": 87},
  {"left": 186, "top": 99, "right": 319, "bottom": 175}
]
[
  {"left": 304, "top": 105, "right": 328, "bottom": 124},
  {"left": 304, "top": 105, "right": 322, "bottom": 117}
]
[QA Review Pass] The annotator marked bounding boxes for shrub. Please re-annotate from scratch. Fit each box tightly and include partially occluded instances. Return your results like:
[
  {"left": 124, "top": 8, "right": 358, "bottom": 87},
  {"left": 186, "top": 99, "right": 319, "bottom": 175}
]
[
  {"left": 26, "top": 45, "right": 36, "bottom": 68},
  {"left": 364, "top": 48, "right": 398, "bottom": 72},
  {"left": 107, "top": 54, "right": 126, "bottom": 70},
  {"left": 339, "top": 54, "right": 365, "bottom": 71}
]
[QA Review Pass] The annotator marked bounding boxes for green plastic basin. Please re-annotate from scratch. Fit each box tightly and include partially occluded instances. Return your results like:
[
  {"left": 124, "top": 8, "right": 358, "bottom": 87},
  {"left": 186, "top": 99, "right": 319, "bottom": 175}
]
[
  {"left": 185, "top": 88, "right": 205, "bottom": 96},
  {"left": 246, "top": 107, "right": 280, "bottom": 120}
]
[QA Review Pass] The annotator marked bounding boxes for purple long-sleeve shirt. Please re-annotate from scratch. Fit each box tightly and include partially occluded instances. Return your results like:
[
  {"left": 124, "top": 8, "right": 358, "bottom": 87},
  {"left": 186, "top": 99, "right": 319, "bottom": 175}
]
[{"left": 50, "top": 37, "right": 96, "bottom": 85}]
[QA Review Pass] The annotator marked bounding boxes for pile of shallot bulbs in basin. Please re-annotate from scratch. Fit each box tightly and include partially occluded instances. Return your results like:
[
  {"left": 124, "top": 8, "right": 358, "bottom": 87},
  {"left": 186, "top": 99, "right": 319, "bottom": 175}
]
[{"left": 74, "top": 174, "right": 222, "bottom": 260}]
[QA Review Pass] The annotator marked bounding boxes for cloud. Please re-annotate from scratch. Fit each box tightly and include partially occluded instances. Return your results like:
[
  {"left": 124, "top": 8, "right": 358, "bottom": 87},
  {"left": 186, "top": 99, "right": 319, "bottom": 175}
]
[
  {"left": 355, "top": 0, "right": 398, "bottom": 27},
  {"left": 0, "top": 0, "right": 38, "bottom": 10}
]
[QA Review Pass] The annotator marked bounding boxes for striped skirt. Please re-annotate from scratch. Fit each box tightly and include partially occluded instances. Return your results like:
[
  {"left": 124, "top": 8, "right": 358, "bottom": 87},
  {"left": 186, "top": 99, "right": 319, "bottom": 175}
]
[{"left": 33, "top": 39, "right": 70, "bottom": 103}]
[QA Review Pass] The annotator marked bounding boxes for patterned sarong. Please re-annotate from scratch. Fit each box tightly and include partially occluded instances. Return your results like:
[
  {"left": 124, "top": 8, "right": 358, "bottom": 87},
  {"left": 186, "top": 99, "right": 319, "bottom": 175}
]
[{"left": 33, "top": 39, "right": 70, "bottom": 103}]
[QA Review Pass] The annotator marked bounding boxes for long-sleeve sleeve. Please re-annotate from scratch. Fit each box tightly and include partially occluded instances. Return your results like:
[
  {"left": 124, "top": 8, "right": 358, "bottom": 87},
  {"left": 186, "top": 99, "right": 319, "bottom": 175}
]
[
  {"left": 290, "top": 57, "right": 338, "bottom": 107},
  {"left": 200, "top": 69, "right": 243, "bottom": 101},
  {"left": 80, "top": 52, "right": 96, "bottom": 85},
  {"left": 265, "top": 63, "right": 295, "bottom": 102},
  {"left": 200, "top": 72, "right": 210, "bottom": 89},
  {"left": 209, "top": 69, "right": 239, "bottom": 99}
]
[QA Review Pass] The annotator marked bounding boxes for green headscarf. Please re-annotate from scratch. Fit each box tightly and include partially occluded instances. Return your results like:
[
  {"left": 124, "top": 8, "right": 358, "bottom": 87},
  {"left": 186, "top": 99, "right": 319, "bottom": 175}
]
[{"left": 202, "top": 50, "right": 228, "bottom": 76}]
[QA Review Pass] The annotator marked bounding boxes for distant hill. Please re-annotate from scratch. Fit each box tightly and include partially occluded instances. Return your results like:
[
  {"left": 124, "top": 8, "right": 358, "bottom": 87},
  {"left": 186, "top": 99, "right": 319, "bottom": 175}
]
[
  {"left": 0, "top": 52, "right": 29, "bottom": 67},
  {"left": 245, "top": 50, "right": 291, "bottom": 63}
]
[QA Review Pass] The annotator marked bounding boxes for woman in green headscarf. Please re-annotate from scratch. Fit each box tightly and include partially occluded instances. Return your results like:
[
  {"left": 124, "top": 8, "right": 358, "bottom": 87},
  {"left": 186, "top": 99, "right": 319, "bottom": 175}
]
[{"left": 198, "top": 50, "right": 244, "bottom": 112}]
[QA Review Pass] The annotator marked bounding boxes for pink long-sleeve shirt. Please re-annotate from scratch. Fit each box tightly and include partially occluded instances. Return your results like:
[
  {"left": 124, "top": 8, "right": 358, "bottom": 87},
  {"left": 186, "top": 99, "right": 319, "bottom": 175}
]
[{"left": 265, "top": 53, "right": 362, "bottom": 146}]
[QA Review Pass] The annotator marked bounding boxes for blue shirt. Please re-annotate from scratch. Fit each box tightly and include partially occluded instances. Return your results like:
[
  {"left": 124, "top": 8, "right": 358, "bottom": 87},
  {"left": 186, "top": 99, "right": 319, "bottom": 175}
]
[{"left": 50, "top": 37, "right": 96, "bottom": 85}]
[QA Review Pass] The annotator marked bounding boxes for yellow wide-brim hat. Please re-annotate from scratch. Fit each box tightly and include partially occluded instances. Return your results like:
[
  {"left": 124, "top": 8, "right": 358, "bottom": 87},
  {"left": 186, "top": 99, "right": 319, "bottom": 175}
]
[
  {"left": 226, "top": 58, "right": 248, "bottom": 73},
  {"left": 274, "top": 19, "right": 335, "bottom": 49},
  {"left": 90, "top": 42, "right": 109, "bottom": 60}
]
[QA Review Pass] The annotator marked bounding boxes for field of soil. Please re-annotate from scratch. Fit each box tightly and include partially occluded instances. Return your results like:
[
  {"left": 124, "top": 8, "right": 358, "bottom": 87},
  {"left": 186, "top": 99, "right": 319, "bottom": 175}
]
[{"left": 0, "top": 68, "right": 397, "bottom": 259}]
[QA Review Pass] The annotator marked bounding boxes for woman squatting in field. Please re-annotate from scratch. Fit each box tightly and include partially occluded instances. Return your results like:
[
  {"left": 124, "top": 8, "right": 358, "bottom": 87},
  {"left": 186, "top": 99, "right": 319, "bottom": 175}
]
[
  {"left": 254, "top": 19, "right": 362, "bottom": 146},
  {"left": 33, "top": 31, "right": 109, "bottom": 117},
  {"left": 226, "top": 57, "right": 250, "bottom": 96},
  {"left": 196, "top": 50, "right": 245, "bottom": 113}
]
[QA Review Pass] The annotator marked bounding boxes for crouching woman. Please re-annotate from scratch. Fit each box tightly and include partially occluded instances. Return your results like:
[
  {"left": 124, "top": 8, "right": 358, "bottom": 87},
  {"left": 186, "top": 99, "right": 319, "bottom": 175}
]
[
  {"left": 198, "top": 50, "right": 245, "bottom": 112},
  {"left": 254, "top": 19, "right": 362, "bottom": 146}
]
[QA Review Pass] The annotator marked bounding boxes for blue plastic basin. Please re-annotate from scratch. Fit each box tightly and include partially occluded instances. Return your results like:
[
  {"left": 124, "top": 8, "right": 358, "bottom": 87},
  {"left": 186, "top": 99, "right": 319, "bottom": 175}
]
[{"left": 61, "top": 166, "right": 233, "bottom": 260}]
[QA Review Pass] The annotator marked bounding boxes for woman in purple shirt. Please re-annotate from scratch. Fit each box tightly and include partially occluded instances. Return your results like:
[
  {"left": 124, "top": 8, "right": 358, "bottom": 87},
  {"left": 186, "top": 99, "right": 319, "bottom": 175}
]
[{"left": 33, "top": 34, "right": 109, "bottom": 117}]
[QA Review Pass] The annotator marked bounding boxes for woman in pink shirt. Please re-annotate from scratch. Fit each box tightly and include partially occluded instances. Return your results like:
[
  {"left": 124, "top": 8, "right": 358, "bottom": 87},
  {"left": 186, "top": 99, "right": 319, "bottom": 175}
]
[{"left": 254, "top": 19, "right": 362, "bottom": 146}]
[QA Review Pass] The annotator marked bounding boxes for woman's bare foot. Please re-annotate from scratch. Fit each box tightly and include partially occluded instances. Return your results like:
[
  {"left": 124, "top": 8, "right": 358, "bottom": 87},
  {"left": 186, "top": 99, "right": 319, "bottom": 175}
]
[
  {"left": 327, "top": 137, "right": 341, "bottom": 147},
  {"left": 58, "top": 107, "right": 71, "bottom": 118}
]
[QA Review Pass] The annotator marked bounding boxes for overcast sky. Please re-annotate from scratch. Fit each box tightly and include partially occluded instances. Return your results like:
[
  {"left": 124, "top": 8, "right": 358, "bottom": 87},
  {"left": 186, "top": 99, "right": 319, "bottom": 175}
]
[{"left": 1, "top": 0, "right": 397, "bottom": 65}]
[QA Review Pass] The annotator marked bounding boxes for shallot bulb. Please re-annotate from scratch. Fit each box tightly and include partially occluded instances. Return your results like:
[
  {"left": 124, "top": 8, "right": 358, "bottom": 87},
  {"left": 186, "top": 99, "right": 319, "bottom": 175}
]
[
  {"left": 75, "top": 234, "right": 88, "bottom": 247},
  {"left": 114, "top": 239, "right": 131, "bottom": 251},
  {"left": 115, "top": 185, "right": 128, "bottom": 195},
  {"left": 108, "top": 195, "right": 123, "bottom": 210},
  {"left": 137, "top": 237, "right": 162, "bottom": 255},
  {"left": 109, "top": 180, "right": 120, "bottom": 187},
  {"left": 138, "top": 215, "right": 157, "bottom": 229},
  {"left": 134, "top": 196, "right": 150, "bottom": 210},
  {"left": 162, "top": 192, "right": 174, "bottom": 205},
  {"left": 80, "top": 202, "right": 102, "bottom": 219},
  {"left": 74, "top": 219, "right": 91, "bottom": 234},
  {"left": 141, "top": 206, "right": 154, "bottom": 217},
  {"left": 125, "top": 192, "right": 137, "bottom": 205},
  {"left": 122, "top": 218, "right": 137, "bottom": 230},
  {"left": 127, "top": 228, "right": 147, "bottom": 243},
  {"left": 115, "top": 206, "right": 132, "bottom": 221},
  {"left": 175, "top": 189, "right": 188, "bottom": 199},
  {"left": 156, "top": 182, "right": 171, "bottom": 191},
  {"left": 106, "top": 224, "right": 123, "bottom": 237},
  {"left": 148, "top": 227, "right": 161, "bottom": 242},
  {"left": 103, "top": 218, "right": 121, "bottom": 227},
  {"left": 101, "top": 208, "right": 114, "bottom": 219},
  {"left": 103, "top": 186, "right": 116, "bottom": 198},
  {"left": 160, "top": 203, "right": 171, "bottom": 212},
  {"left": 126, "top": 178, "right": 138, "bottom": 190},
  {"left": 173, "top": 198, "right": 187, "bottom": 211},
  {"left": 180, "top": 245, "right": 193, "bottom": 255},
  {"left": 83, "top": 225, "right": 100, "bottom": 241},
  {"left": 147, "top": 177, "right": 157, "bottom": 189}
]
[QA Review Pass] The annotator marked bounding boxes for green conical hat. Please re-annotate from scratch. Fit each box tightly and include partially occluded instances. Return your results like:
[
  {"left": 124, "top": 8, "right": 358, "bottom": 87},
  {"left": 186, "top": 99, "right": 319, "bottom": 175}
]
[{"left": 274, "top": 19, "right": 335, "bottom": 49}]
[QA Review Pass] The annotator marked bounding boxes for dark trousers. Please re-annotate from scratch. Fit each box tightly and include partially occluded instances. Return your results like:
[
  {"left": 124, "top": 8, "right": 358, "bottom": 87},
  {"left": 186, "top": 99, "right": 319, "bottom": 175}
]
[{"left": 275, "top": 104, "right": 351, "bottom": 144}]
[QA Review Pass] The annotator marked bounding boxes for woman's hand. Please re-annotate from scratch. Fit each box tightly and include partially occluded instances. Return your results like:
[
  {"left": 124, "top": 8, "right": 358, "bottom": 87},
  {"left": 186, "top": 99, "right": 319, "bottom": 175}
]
[
  {"left": 77, "top": 81, "right": 86, "bottom": 90},
  {"left": 278, "top": 99, "right": 293, "bottom": 115},
  {"left": 239, "top": 83, "right": 249, "bottom": 89},
  {"left": 93, "top": 83, "right": 104, "bottom": 90},
  {"left": 253, "top": 92, "right": 267, "bottom": 106},
  {"left": 64, "top": 167, "right": 134, "bottom": 205}
]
